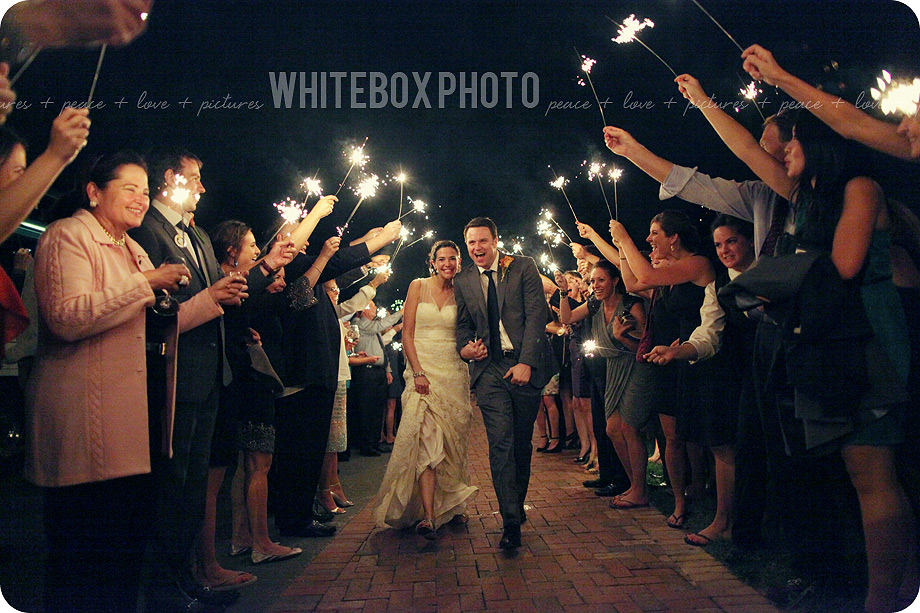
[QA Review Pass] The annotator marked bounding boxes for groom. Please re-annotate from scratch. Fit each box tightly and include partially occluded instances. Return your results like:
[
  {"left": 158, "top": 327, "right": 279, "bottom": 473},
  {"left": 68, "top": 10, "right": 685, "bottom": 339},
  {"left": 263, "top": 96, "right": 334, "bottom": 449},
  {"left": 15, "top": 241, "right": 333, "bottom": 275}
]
[{"left": 454, "top": 217, "right": 555, "bottom": 549}]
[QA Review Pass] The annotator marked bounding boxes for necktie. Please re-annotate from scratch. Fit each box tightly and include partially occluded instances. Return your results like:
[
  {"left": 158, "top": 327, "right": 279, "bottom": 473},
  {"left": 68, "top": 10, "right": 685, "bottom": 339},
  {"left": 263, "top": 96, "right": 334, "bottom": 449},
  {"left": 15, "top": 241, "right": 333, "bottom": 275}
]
[
  {"left": 760, "top": 199, "right": 790, "bottom": 259},
  {"left": 484, "top": 270, "right": 502, "bottom": 359},
  {"left": 177, "top": 222, "right": 232, "bottom": 386}
]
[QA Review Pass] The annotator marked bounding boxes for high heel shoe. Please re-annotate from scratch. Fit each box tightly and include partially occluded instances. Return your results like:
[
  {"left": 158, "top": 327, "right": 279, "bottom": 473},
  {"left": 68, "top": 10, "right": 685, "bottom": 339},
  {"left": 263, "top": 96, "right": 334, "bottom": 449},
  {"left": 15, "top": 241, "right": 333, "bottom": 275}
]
[
  {"left": 563, "top": 433, "right": 580, "bottom": 450},
  {"left": 329, "top": 483, "right": 355, "bottom": 507},
  {"left": 535, "top": 435, "right": 549, "bottom": 453},
  {"left": 574, "top": 454, "right": 589, "bottom": 464},
  {"left": 544, "top": 437, "right": 561, "bottom": 453},
  {"left": 317, "top": 490, "right": 346, "bottom": 514}
]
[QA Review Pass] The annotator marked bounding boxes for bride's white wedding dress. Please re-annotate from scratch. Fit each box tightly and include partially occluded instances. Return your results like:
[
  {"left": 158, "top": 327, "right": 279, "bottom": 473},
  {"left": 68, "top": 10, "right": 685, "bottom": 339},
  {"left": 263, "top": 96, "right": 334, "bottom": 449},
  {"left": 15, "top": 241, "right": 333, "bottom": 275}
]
[{"left": 374, "top": 277, "right": 478, "bottom": 529}]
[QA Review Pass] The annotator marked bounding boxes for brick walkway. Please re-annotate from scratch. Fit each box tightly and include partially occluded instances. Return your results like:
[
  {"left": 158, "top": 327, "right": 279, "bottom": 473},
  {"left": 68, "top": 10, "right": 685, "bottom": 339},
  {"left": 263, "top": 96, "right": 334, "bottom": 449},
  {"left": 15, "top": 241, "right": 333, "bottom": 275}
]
[{"left": 270, "top": 407, "right": 778, "bottom": 612}]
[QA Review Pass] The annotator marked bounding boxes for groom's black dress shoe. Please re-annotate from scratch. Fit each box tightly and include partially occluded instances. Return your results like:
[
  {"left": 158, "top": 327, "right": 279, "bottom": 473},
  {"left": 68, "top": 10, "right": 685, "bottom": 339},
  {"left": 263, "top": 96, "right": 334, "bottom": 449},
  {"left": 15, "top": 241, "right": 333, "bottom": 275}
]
[
  {"left": 595, "top": 483, "right": 628, "bottom": 497},
  {"left": 583, "top": 478, "right": 608, "bottom": 488},
  {"left": 280, "top": 520, "right": 337, "bottom": 538},
  {"left": 499, "top": 524, "right": 521, "bottom": 549}
]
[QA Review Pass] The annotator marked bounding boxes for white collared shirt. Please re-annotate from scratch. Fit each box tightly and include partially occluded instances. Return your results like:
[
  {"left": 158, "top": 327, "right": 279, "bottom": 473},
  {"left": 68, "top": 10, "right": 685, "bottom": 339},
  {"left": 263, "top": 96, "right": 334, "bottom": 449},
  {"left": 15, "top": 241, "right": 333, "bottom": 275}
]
[
  {"left": 152, "top": 199, "right": 201, "bottom": 269},
  {"left": 476, "top": 254, "right": 514, "bottom": 351},
  {"left": 685, "top": 267, "right": 742, "bottom": 362}
]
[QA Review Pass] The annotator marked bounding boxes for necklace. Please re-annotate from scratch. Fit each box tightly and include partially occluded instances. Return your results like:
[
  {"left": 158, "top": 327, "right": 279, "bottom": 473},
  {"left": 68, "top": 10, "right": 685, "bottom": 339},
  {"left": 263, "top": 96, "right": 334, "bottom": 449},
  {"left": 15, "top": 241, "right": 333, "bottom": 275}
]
[{"left": 100, "top": 225, "right": 126, "bottom": 247}]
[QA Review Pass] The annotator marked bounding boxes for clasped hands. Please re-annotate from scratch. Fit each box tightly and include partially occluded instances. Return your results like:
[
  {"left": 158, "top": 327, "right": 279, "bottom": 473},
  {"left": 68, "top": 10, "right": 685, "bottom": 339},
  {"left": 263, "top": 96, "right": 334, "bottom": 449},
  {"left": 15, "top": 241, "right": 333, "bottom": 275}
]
[{"left": 460, "top": 339, "right": 531, "bottom": 386}]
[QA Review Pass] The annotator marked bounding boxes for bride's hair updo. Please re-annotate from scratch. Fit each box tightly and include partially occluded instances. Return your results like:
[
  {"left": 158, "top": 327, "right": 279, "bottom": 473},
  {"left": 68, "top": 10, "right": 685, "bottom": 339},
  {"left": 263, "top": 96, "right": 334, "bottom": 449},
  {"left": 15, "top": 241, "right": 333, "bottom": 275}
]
[{"left": 428, "top": 239, "right": 460, "bottom": 275}]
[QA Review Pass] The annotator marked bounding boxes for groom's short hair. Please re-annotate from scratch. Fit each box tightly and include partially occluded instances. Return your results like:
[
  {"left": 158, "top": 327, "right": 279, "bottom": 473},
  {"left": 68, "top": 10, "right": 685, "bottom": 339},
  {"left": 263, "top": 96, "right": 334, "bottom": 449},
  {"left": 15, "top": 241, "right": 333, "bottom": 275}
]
[{"left": 464, "top": 217, "right": 498, "bottom": 239}]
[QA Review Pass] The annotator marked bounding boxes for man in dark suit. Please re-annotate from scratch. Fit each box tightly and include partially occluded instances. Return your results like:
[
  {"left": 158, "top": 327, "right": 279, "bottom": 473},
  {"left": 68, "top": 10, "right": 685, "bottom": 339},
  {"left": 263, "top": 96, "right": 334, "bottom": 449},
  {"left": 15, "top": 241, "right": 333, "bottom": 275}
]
[
  {"left": 130, "top": 147, "right": 247, "bottom": 612},
  {"left": 454, "top": 217, "right": 556, "bottom": 549}
]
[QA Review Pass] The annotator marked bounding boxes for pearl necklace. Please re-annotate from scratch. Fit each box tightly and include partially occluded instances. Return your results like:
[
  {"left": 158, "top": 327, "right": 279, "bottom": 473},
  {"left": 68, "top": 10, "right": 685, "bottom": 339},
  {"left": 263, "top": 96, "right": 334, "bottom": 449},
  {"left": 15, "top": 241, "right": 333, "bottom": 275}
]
[{"left": 100, "top": 225, "right": 126, "bottom": 247}]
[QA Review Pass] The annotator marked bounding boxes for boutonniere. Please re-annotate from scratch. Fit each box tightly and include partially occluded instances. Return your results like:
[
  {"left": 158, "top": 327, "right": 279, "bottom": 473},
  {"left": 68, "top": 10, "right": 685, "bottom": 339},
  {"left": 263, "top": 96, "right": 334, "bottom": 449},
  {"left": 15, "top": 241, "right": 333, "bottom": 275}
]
[{"left": 499, "top": 255, "right": 514, "bottom": 283}]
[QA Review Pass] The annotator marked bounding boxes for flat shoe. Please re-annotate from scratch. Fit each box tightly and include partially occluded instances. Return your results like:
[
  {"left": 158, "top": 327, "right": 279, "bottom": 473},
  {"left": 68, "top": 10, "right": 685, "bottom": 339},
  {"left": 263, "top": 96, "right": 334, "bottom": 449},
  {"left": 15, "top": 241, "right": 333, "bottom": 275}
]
[
  {"left": 229, "top": 544, "right": 252, "bottom": 557},
  {"left": 667, "top": 512, "right": 690, "bottom": 529},
  {"left": 448, "top": 513, "right": 469, "bottom": 525},
  {"left": 415, "top": 518, "right": 437, "bottom": 540},
  {"left": 684, "top": 532, "right": 713, "bottom": 547},
  {"left": 609, "top": 498, "right": 650, "bottom": 510},
  {"left": 251, "top": 546, "right": 302, "bottom": 564},
  {"left": 201, "top": 571, "right": 258, "bottom": 591}
]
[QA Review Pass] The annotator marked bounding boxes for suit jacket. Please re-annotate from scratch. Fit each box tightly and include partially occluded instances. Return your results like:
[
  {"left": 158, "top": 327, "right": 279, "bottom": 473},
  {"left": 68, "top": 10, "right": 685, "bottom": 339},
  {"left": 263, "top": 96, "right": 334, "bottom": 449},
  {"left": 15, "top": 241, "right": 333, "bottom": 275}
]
[
  {"left": 26, "top": 209, "right": 222, "bottom": 486},
  {"left": 129, "top": 206, "right": 226, "bottom": 403},
  {"left": 454, "top": 252, "right": 555, "bottom": 388}
]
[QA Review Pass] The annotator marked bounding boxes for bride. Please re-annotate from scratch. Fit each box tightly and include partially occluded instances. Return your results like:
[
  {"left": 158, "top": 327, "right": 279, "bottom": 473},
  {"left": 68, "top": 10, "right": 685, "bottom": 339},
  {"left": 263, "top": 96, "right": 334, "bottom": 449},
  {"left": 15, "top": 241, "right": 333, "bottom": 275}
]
[{"left": 374, "top": 240, "right": 479, "bottom": 539}]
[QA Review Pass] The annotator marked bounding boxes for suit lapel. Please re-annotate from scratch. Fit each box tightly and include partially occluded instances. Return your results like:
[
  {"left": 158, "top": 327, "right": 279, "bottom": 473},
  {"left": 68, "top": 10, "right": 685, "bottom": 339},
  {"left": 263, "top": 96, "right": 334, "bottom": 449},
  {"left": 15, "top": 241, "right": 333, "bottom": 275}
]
[
  {"left": 496, "top": 252, "right": 507, "bottom": 313},
  {"left": 464, "top": 265, "right": 487, "bottom": 322}
]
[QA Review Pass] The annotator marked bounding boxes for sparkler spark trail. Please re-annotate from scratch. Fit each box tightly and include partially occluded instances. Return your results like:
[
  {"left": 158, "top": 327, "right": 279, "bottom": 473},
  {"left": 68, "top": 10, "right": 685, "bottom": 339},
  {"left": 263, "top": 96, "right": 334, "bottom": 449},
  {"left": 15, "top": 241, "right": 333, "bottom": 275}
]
[
  {"left": 871, "top": 71, "right": 920, "bottom": 116},
  {"left": 338, "top": 173, "right": 379, "bottom": 235},
  {"left": 402, "top": 230, "right": 435, "bottom": 250},
  {"left": 549, "top": 167, "right": 579, "bottom": 223},
  {"left": 736, "top": 76, "right": 766, "bottom": 121},
  {"left": 168, "top": 174, "right": 192, "bottom": 206},
  {"left": 575, "top": 48, "right": 607, "bottom": 126},
  {"left": 688, "top": 0, "right": 745, "bottom": 53},
  {"left": 334, "top": 137, "right": 369, "bottom": 197},
  {"left": 608, "top": 15, "right": 678, "bottom": 78},
  {"left": 87, "top": 44, "right": 107, "bottom": 107},
  {"left": 541, "top": 209, "right": 572, "bottom": 243}
]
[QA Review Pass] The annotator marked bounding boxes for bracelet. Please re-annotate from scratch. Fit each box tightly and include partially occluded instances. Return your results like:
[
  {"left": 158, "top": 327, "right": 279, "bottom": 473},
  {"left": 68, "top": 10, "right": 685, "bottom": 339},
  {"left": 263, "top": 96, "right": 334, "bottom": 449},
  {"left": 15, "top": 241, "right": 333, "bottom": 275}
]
[
  {"left": 412, "top": 370, "right": 426, "bottom": 378},
  {"left": 260, "top": 260, "right": 278, "bottom": 276}
]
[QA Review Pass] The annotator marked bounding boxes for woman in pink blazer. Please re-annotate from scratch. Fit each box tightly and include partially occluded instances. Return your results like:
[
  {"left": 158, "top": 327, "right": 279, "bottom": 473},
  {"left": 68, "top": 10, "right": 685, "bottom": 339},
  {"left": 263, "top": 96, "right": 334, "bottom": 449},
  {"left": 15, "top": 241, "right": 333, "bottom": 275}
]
[{"left": 25, "top": 151, "right": 230, "bottom": 613}]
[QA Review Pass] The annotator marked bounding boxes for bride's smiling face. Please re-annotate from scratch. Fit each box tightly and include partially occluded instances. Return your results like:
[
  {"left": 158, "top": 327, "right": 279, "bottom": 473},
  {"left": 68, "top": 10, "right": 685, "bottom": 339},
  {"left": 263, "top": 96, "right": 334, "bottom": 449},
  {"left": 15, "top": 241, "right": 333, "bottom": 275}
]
[{"left": 431, "top": 246, "right": 460, "bottom": 280}]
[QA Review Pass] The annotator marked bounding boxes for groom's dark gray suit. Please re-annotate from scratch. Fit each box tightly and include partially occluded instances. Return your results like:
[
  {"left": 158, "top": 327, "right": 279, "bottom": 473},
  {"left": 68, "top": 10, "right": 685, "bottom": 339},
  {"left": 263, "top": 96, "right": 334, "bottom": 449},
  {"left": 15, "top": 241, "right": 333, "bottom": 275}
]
[{"left": 454, "top": 252, "right": 556, "bottom": 526}]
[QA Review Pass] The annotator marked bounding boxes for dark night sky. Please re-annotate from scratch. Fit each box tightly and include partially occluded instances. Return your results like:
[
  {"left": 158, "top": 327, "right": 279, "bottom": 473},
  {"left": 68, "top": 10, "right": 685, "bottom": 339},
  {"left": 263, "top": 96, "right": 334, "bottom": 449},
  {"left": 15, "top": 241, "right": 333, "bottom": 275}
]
[{"left": 5, "top": 0, "right": 920, "bottom": 305}]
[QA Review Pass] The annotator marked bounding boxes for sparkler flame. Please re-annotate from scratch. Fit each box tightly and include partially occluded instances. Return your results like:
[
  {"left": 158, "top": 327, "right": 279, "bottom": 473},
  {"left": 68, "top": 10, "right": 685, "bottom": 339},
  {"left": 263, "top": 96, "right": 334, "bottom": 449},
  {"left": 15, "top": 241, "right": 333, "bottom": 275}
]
[
  {"left": 356, "top": 174, "right": 379, "bottom": 200},
  {"left": 395, "top": 173, "right": 407, "bottom": 183},
  {"left": 870, "top": 72, "right": 920, "bottom": 116},
  {"left": 550, "top": 176, "right": 567, "bottom": 190},
  {"left": 739, "top": 80, "right": 761, "bottom": 101},
  {"left": 582, "top": 340, "right": 597, "bottom": 355},
  {"left": 170, "top": 174, "right": 191, "bottom": 205},
  {"left": 580, "top": 55, "right": 597, "bottom": 74},
  {"left": 609, "top": 168, "right": 623, "bottom": 182},
  {"left": 349, "top": 147, "right": 369, "bottom": 167},
  {"left": 274, "top": 197, "right": 306, "bottom": 224},
  {"left": 376, "top": 307, "right": 389, "bottom": 319},
  {"left": 587, "top": 162, "right": 604, "bottom": 181},
  {"left": 613, "top": 14, "right": 655, "bottom": 44},
  {"left": 301, "top": 177, "right": 323, "bottom": 196}
]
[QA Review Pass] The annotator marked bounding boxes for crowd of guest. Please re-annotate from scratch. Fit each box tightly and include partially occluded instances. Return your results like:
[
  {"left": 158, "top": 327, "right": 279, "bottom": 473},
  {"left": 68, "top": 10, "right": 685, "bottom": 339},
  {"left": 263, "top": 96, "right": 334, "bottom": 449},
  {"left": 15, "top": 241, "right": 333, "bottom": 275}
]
[{"left": 0, "top": 2, "right": 919, "bottom": 612}]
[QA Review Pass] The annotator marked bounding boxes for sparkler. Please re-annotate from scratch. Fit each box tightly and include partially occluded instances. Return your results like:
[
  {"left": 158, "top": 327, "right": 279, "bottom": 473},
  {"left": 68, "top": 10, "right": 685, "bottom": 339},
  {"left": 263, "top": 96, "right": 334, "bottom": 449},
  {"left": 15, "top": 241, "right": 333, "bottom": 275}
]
[
  {"left": 871, "top": 71, "right": 920, "bottom": 116},
  {"left": 582, "top": 340, "right": 598, "bottom": 357},
  {"left": 8, "top": 48, "right": 41, "bottom": 87},
  {"left": 609, "top": 167, "right": 623, "bottom": 220},
  {"left": 167, "top": 174, "right": 192, "bottom": 206},
  {"left": 609, "top": 15, "right": 678, "bottom": 79},
  {"left": 376, "top": 307, "right": 389, "bottom": 319},
  {"left": 334, "top": 138, "right": 369, "bottom": 197},
  {"left": 537, "top": 209, "right": 572, "bottom": 243},
  {"left": 86, "top": 44, "right": 107, "bottom": 107},
  {"left": 586, "top": 161, "right": 613, "bottom": 220},
  {"left": 687, "top": 0, "right": 745, "bottom": 53},
  {"left": 397, "top": 198, "right": 427, "bottom": 221},
  {"left": 737, "top": 77, "right": 766, "bottom": 121},
  {"left": 575, "top": 49, "right": 607, "bottom": 126},
  {"left": 395, "top": 172, "right": 407, "bottom": 218},
  {"left": 338, "top": 173, "right": 379, "bottom": 235},
  {"left": 274, "top": 196, "right": 307, "bottom": 225},
  {"left": 391, "top": 225, "right": 412, "bottom": 258},
  {"left": 548, "top": 167, "right": 579, "bottom": 223},
  {"left": 401, "top": 230, "right": 435, "bottom": 251}
]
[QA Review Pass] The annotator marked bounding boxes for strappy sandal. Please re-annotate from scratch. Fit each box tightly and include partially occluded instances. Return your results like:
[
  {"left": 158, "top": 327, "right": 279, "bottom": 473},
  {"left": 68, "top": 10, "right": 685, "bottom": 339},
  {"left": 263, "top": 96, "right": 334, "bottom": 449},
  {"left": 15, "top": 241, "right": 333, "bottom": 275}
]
[{"left": 415, "top": 518, "right": 437, "bottom": 540}]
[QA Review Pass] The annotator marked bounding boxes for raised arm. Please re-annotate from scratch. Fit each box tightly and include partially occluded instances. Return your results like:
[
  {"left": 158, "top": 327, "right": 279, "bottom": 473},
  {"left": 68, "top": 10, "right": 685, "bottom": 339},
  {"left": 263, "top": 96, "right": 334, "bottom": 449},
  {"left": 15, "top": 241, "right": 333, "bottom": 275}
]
[
  {"left": 603, "top": 126, "right": 674, "bottom": 183},
  {"left": 576, "top": 222, "right": 620, "bottom": 269},
  {"left": 742, "top": 44, "right": 914, "bottom": 161},
  {"left": 609, "top": 220, "right": 714, "bottom": 288},
  {"left": 0, "top": 108, "right": 88, "bottom": 243},
  {"left": 832, "top": 177, "right": 882, "bottom": 280},
  {"left": 553, "top": 271, "right": 591, "bottom": 324},
  {"left": 676, "top": 74, "right": 794, "bottom": 199}
]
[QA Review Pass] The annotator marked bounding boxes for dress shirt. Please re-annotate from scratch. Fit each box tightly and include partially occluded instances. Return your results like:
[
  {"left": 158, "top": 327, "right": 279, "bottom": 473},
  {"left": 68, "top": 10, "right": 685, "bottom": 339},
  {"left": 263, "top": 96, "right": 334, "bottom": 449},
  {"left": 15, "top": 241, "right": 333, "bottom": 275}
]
[
  {"left": 353, "top": 310, "right": 403, "bottom": 370},
  {"left": 476, "top": 254, "right": 514, "bottom": 351},
  {"left": 333, "top": 285, "right": 376, "bottom": 382},
  {"left": 660, "top": 165, "right": 794, "bottom": 260},
  {"left": 685, "top": 267, "right": 742, "bottom": 362},
  {"left": 151, "top": 200, "right": 200, "bottom": 269}
]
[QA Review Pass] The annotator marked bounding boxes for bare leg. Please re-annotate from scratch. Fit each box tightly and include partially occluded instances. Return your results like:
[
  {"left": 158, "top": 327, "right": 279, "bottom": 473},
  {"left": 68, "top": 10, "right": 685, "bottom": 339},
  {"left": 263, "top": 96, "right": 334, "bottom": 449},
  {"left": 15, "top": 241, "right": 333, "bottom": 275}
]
[
  {"left": 317, "top": 452, "right": 343, "bottom": 512},
  {"left": 560, "top": 388, "right": 576, "bottom": 444},
  {"left": 573, "top": 395, "right": 591, "bottom": 457},
  {"left": 230, "top": 454, "right": 250, "bottom": 550},
  {"left": 195, "top": 466, "right": 251, "bottom": 587},
  {"left": 384, "top": 398, "right": 397, "bottom": 443},
  {"left": 419, "top": 467, "right": 436, "bottom": 521},
  {"left": 606, "top": 413, "right": 631, "bottom": 480},
  {"left": 659, "top": 414, "right": 688, "bottom": 526},
  {"left": 246, "top": 451, "right": 296, "bottom": 556},
  {"left": 684, "top": 441, "right": 707, "bottom": 500},
  {"left": 543, "top": 395, "right": 561, "bottom": 451},
  {"left": 534, "top": 405, "right": 548, "bottom": 450},
  {"left": 686, "top": 445, "right": 734, "bottom": 545},
  {"left": 583, "top": 398, "right": 598, "bottom": 468},
  {"left": 618, "top": 420, "right": 649, "bottom": 505},
  {"left": 842, "top": 444, "right": 919, "bottom": 613}
]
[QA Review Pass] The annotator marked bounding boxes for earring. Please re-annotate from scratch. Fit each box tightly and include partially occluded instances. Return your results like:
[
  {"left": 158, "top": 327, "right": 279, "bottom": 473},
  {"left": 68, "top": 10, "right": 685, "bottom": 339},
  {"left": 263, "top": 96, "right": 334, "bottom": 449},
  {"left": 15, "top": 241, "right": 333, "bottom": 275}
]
[
  {"left": 233, "top": 259, "right": 239, "bottom": 268},
  {"left": 90, "top": 201, "right": 98, "bottom": 208}
]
